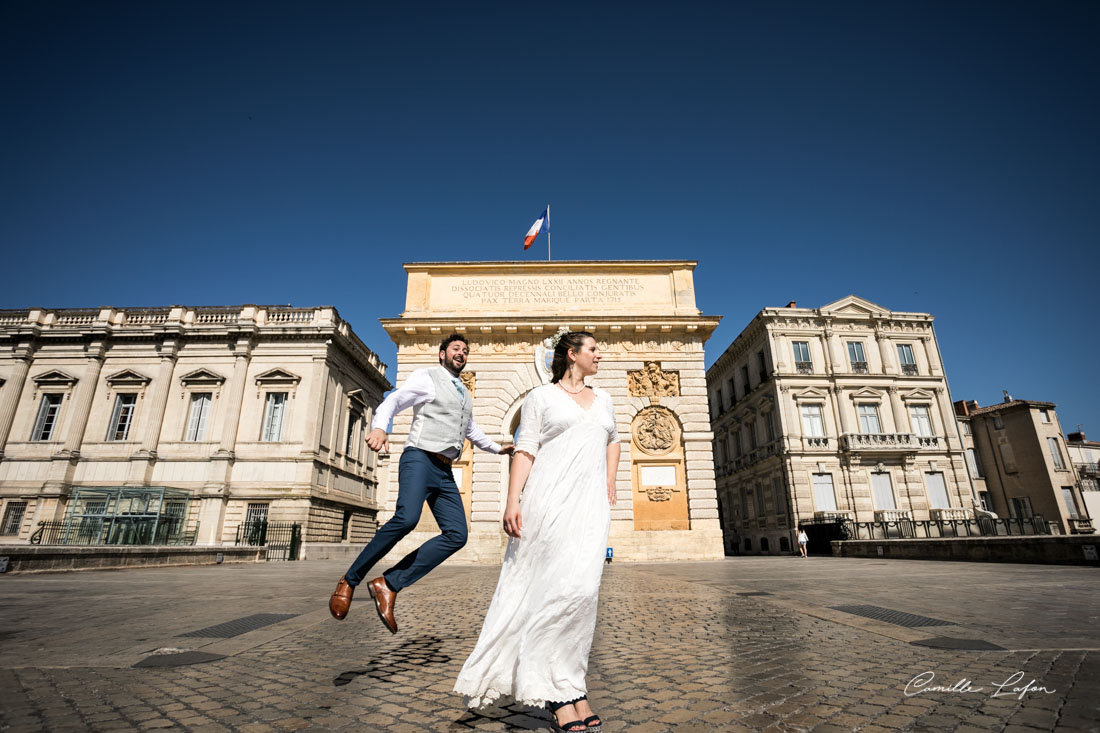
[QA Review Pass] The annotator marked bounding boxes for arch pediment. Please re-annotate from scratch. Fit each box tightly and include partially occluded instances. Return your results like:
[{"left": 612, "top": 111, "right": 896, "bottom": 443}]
[
  {"left": 179, "top": 368, "right": 226, "bottom": 386},
  {"left": 105, "top": 368, "right": 151, "bottom": 386},
  {"left": 792, "top": 387, "right": 829, "bottom": 401},
  {"left": 820, "top": 295, "right": 890, "bottom": 318},
  {"left": 32, "top": 369, "right": 78, "bottom": 387}
]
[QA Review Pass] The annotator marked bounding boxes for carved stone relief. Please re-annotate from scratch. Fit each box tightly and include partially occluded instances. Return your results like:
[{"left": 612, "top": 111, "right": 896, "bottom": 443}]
[
  {"left": 632, "top": 406, "right": 680, "bottom": 455},
  {"left": 460, "top": 371, "right": 475, "bottom": 397},
  {"left": 627, "top": 361, "right": 680, "bottom": 397}
]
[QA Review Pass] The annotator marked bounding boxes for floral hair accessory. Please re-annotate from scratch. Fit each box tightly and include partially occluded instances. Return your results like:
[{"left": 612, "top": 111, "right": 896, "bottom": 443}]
[{"left": 543, "top": 326, "right": 571, "bottom": 349}]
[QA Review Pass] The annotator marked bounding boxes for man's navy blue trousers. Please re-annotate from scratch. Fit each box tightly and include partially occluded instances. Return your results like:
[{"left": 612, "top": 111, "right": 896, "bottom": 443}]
[{"left": 344, "top": 446, "right": 467, "bottom": 592}]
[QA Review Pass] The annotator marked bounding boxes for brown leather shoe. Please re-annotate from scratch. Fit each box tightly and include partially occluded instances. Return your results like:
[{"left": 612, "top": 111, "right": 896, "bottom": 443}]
[
  {"left": 329, "top": 576, "right": 353, "bottom": 620},
  {"left": 366, "top": 576, "right": 398, "bottom": 634}
]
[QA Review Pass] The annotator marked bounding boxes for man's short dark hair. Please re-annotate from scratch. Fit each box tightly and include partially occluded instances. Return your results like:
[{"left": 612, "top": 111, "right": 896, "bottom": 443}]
[{"left": 439, "top": 333, "right": 468, "bottom": 353}]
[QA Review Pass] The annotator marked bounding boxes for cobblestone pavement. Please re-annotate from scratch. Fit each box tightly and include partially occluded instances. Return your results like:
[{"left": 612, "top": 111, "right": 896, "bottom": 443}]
[{"left": 1, "top": 557, "right": 1097, "bottom": 732}]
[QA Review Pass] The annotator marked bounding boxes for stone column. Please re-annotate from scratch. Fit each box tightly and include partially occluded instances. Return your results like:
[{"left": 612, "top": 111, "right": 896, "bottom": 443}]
[
  {"left": 136, "top": 341, "right": 179, "bottom": 456},
  {"left": 920, "top": 334, "right": 942, "bottom": 376},
  {"left": 0, "top": 345, "right": 34, "bottom": 457},
  {"left": 888, "top": 386, "right": 907, "bottom": 434},
  {"left": 824, "top": 327, "right": 842, "bottom": 375},
  {"left": 876, "top": 331, "right": 895, "bottom": 375},
  {"left": 780, "top": 387, "right": 801, "bottom": 449},
  {"left": 61, "top": 344, "right": 106, "bottom": 456},
  {"left": 831, "top": 386, "right": 850, "bottom": 435},
  {"left": 215, "top": 342, "right": 252, "bottom": 456}
]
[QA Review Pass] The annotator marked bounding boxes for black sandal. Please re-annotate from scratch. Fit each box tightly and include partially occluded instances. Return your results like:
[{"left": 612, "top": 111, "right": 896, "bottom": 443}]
[
  {"left": 575, "top": 696, "right": 602, "bottom": 733},
  {"left": 546, "top": 700, "right": 586, "bottom": 733}
]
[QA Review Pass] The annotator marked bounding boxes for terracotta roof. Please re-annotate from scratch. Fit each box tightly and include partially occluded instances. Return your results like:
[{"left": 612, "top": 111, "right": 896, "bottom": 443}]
[{"left": 968, "top": 399, "right": 1057, "bottom": 416}]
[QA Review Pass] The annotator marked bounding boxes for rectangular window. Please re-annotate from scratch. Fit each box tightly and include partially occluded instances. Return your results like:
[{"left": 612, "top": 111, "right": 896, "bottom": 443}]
[
  {"left": 909, "top": 405, "right": 933, "bottom": 437},
  {"left": 812, "top": 473, "right": 837, "bottom": 512},
  {"left": 727, "top": 380, "right": 735, "bottom": 407},
  {"left": 1011, "top": 496, "right": 1033, "bottom": 519},
  {"left": 185, "top": 393, "right": 212, "bottom": 441},
  {"left": 747, "top": 421, "right": 758, "bottom": 450},
  {"left": 245, "top": 503, "right": 269, "bottom": 525},
  {"left": 32, "top": 393, "right": 63, "bottom": 441},
  {"left": 261, "top": 392, "right": 288, "bottom": 442},
  {"left": 757, "top": 351, "right": 768, "bottom": 382},
  {"left": 897, "top": 343, "right": 917, "bottom": 375},
  {"left": 773, "top": 477, "right": 787, "bottom": 517},
  {"left": 740, "top": 487, "right": 750, "bottom": 519},
  {"left": 1, "top": 501, "right": 27, "bottom": 536},
  {"left": 1039, "top": 409, "right": 1051, "bottom": 423},
  {"left": 967, "top": 448, "right": 985, "bottom": 478},
  {"left": 733, "top": 429, "right": 742, "bottom": 457},
  {"left": 755, "top": 483, "right": 766, "bottom": 516},
  {"left": 979, "top": 491, "right": 992, "bottom": 512},
  {"left": 960, "top": 421, "right": 972, "bottom": 436},
  {"left": 999, "top": 441, "right": 1017, "bottom": 472},
  {"left": 801, "top": 404, "right": 825, "bottom": 437},
  {"left": 858, "top": 403, "right": 881, "bottom": 434},
  {"left": 1047, "top": 437, "right": 1065, "bottom": 469},
  {"left": 871, "top": 472, "right": 896, "bottom": 509},
  {"left": 847, "top": 342, "right": 868, "bottom": 373},
  {"left": 993, "top": 415, "right": 1004, "bottom": 430},
  {"left": 792, "top": 341, "right": 812, "bottom": 373},
  {"left": 924, "top": 472, "right": 950, "bottom": 510},
  {"left": 765, "top": 411, "right": 776, "bottom": 442},
  {"left": 740, "top": 365, "right": 751, "bottom": 398},
  {"left": 1061, "top": 487, "right": 1079, "bottom": 518},
  {"left": 346, "top": 410, "right": 362, "bottom": 457},
  {"left": 107, "top": 393, "right": 137, "bottom": 441}
]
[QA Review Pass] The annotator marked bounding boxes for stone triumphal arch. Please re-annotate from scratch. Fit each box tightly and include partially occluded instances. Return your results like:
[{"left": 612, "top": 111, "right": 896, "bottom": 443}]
[{"left": 374, "top": 260, "right": 724, "bottom": 562}]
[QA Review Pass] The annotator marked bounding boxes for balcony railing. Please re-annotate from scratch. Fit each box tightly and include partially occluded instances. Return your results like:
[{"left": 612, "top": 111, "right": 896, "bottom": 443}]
[
  {"left": 1075, "top": 462, "right": 1100, "bottom": 478},
  {"left": 837, "top": 514, "right": 1054, "bottom": 540},
  {"left": 901, "top": 363, "right": 918, "bottom": 376},
  {"left": 1068, "top": 518, "right": 1095, "bottom": 534},
  {"left": 841, "top": 433, "right": 916, "bottom": 451},
  {"left": 850, "top": 361, "right": 869, "bottom": 374},
  {"left": 930, "top": 507, "right": 971, "bottom": 521},
  {"left": 795, "top": 361, "right": 814, "bottom": 374},
  {"left": 874, "top": 509, "right": 911, "bottom": 522},
  {"left": 803, "top": 436, "right": 832, "bottom": 450}
]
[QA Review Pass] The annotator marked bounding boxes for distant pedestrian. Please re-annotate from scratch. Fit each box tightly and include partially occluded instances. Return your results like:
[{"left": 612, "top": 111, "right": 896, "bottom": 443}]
[{"left": 798, "top": 529, "right": 809, "bottom": 557}]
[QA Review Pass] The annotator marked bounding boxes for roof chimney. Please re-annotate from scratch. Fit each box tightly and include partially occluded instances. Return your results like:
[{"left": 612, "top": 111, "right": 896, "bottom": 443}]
[
  {"left": 1002, "top": 390, "right": 1013, "bottom": 403},
  {"left": 1067, "top": 432, "right": 1086, "bottom": 444},
  {"left": 953, "top": 399, "right": 969, "bottom": 417}
]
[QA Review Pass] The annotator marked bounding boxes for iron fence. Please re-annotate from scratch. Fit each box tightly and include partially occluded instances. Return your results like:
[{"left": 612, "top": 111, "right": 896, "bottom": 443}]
[
  {"left": 234, "top": 521, "right": 302, "bottom": 561},
  {"left": 837, "top": 514, "right": 1053, "bottom": 541},
  {"left": 29, "top": 517, "right": 197, "bottom": 546}
]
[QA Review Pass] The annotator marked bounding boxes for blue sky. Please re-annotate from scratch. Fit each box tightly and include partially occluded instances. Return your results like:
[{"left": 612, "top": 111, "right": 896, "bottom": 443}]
[{"left": 2, "top": 1, "right": 1097, "bottom": 432}]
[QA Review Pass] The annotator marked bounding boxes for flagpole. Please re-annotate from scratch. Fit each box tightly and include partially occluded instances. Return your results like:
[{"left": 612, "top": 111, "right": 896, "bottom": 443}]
[{"left": 546, "top": 204, "right": 551, "bottom": 261}]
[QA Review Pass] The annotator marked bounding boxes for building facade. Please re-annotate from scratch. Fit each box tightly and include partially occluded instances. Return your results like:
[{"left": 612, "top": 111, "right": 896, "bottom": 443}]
[
  {"left": 955, "top": 398, "right": 1094, "bottom": 534},
  {"left": 372, "top": 260, "right": 725, "bottom": 564},
  {"left": 0, "top": 306, "right": 391, "bottom": 549},
  {"left": 707, "top": 296, "right": 974, "bottom": 555},
  {"left": 1067, "top": 431, "right": 1100, "bottom": 520}
]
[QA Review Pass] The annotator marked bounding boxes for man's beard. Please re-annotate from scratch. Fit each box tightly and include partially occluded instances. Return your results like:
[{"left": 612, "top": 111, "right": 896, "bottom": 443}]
[{"left": 443, "top": 356, "right": 465, "bottom": 375}]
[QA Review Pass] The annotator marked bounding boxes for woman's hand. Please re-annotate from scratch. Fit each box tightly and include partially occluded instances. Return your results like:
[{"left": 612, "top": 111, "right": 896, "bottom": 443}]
[
  {"left": 607, "top": 481, "right": 617, "bottom": 507},
  {"left": 503, "top": 501, "right": 523, "bottom": 538}
]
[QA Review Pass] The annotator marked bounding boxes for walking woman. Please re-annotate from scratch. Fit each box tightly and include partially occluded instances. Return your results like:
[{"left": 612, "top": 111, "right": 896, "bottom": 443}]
[{"left": 454, "top": 331, "right": 620, "bottom": 732}]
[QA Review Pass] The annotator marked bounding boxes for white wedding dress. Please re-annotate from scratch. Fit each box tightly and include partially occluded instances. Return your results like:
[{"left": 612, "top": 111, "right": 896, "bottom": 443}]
[{"left": 454, "top": 383, "right": 617, "bottom": 708}]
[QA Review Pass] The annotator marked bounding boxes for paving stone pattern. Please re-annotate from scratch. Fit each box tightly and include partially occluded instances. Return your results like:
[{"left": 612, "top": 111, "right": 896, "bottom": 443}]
[{"left": 1, "top": 558, "right": 1097, "bottom": 732}]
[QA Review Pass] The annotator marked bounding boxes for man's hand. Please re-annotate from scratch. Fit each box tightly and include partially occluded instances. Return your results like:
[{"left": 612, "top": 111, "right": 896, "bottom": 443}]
[
  {"left": 498, "top": 444, "right": 515, "bottom": 456},
  {"left": 365, "top": 428, "right": 390, "bottom": 453}
]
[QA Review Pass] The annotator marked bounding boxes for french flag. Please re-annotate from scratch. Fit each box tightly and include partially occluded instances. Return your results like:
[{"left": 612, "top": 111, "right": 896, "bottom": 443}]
[{"left": 524, "top": 205, "right": 549, "bottom": 250}]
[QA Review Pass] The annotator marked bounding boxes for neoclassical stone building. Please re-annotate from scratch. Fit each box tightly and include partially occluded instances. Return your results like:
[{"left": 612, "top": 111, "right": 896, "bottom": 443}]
[
  {"left": 0, "top": 306, "right": 390, "bottom": 550},
  {"left": 707, "top": 296, "right": 975, "bottom": 555},
  {"left": 373, "top": 260, "right": 725, "bottom": 563}
]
